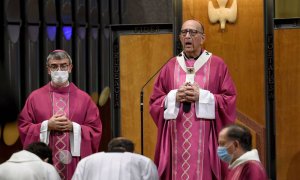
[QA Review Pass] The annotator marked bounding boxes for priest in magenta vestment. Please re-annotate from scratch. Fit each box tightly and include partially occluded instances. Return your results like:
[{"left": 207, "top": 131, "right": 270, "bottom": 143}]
[
  {"left": 149, "top": 20, "right": 236, "bottom": 179},
  {"left": 18, "top": 50, "right": 102, "bottom": 180},
  {"left": 218, "top": 124, "right": 268, "bottom": 180}
]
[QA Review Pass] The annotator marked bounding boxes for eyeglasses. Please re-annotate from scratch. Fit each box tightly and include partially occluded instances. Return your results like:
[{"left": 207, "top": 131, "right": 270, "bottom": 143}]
[
  {"left": 180, "top": 29, "right": 203, "bottom": 37},
  {"left": 48, "top": 64, "right": 70, "bottom": 71}
]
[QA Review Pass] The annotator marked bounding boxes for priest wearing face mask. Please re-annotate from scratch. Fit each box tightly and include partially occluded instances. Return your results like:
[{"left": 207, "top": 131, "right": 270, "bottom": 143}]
[
  {"left": 217, "top": 124, "right": 268, "bottom": 180},
  {"left": 18, "top": 50, "right": 102, "bottom": 180}
]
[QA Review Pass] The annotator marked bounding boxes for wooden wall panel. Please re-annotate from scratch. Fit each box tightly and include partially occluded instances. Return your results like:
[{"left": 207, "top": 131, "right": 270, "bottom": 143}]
[
  {"left": 182, "top": 0, "right": 265, "bottom": 125},
  {"left": 236, "top": 111, "right": 266, "bottom": 167},
  {"left": 275, "top": 0, "right": 300, "bottom": 18},
  {"left": 119, "top": 34, "right": 173, "bottom": 158},
  {"left": 274, "top": 29, "right": 300, "bottom": 180}
]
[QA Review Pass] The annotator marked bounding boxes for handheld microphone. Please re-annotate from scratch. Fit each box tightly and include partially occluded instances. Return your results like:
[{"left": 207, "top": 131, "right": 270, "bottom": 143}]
[
  {"left": 183, "top": 102, "right": 191, "bottom": 113},
  {"left": 182, "top": 53, "right": 194, "bottom": 113},
  {"left": 140, "top": 53, "right": 182, "bottom": 155}
]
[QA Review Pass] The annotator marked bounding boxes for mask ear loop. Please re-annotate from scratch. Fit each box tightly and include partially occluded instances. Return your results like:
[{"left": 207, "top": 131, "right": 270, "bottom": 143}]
[{"left": 228, "top": 140, "right": 238, "bottom": 159}]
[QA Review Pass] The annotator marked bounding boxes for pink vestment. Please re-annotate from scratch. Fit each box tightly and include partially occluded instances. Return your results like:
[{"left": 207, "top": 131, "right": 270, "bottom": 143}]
[
  {"left": 226, "top": 161, "right": 267, "bottom": 180},
  {"left": 18, "top": 82, "right": 102, "bottom": 180},
  {"left": 150, "top": 52, "right": 236, "bottom": 180},
  {"left": 226, "top": 149, "right": 268, "bottom": 180}
]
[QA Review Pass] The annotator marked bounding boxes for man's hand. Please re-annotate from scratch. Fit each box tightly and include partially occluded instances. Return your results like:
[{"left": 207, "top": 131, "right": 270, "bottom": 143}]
[
  {"left": 48, "top": 114, "right": 73, "bottom": 132},
  {"left": 176, "top": 84, "right": 188, "bottom": 103},
  {"left": 184, "top": 83, "right": 200, "bottom": 102}
]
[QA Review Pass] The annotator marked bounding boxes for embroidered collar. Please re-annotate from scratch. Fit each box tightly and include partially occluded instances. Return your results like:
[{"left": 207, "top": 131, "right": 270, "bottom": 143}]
[{"left": 177, "top": 50, "right": 212, "bottom": 74}]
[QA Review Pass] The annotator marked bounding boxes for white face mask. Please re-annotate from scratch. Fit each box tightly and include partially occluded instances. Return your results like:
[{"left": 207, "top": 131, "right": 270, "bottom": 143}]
[{"left": 51, "top": 70, "right": 69, "bottom": 85}]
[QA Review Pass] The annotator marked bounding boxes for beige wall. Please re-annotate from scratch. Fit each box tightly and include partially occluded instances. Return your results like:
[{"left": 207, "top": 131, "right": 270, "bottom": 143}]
[
  {"left": 274, "top": 29, "right": 300, "bottom": 180},
  {"left": 119, "top": 34, "right": 173, "bottom": 158},
  {"left": 275, "top": 0, "right": 300, "bottom": 18}
]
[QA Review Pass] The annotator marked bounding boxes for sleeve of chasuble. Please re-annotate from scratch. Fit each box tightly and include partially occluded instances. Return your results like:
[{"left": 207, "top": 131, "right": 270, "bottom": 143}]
[
  {"left": 213, "top": 61, "right": 237, "bottom": 133},
  {"left": 149, "top": 65, "right": 170, "bottom": 127},
  {"left": 18, "top": 95, "right": 43, "bottom": 147},
  {"left": 79, "top": 98, "right": 102, "bottom": 157}
]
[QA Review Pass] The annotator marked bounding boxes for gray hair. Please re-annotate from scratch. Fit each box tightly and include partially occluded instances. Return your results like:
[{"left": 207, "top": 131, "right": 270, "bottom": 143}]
[{"left": 46, "top": 50, "right": 72, "bottom": 66}]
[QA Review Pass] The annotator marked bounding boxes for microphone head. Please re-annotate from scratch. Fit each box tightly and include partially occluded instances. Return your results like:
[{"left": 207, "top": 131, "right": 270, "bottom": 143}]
[
  {"left": 183, "top": 102, "right": 191, "bottom": 113},
  {"left": 178, "top": 53, "right": 182, "bottom": 57}
]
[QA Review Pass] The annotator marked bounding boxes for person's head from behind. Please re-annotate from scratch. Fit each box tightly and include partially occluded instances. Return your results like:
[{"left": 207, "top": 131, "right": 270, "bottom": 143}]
[
  {"left": 26, "top": 142, "right": 53, "bottom": 164},
  {"left": 217, "top": 124, "right": 252, "bottom": 164},
  {"left": 107, "top": 137, "right": 134, "bottom": 153},
  {"left": 46, "top": 50, "right": 73, "bottom": 87},
  {"left": 179, "top": 19, "right": 206, "bottom": 58}
]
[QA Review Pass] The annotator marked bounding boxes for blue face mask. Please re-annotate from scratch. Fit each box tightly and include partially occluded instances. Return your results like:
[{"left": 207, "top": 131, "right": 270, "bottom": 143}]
[{"left": 217, "top": 146, "right": 233, "bottom": 163}]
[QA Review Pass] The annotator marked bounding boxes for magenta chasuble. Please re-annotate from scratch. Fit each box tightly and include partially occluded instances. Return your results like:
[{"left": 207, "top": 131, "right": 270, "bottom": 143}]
[
  {"left": 150, "top": 51, "right": 236, "bottom": 180},
  {"left": 226, "top": 161, "right": 268, "bottom": 180},
  {"left": 18, "top": 83, "right": 102, "bottom": 180}
]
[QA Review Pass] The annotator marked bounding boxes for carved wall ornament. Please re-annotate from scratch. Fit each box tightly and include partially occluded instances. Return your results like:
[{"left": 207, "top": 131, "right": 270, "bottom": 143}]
[{"left": 208, "top": 0, "right": 237, "bottom": 30}]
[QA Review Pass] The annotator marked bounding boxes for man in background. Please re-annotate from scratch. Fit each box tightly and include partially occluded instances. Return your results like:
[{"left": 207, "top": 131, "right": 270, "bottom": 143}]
[
  {"left": 0, "top": 142, "right": 60, "bottom": 180},
  {"left": 72, "top": 137, "right": 159, "bottom": 180},
  {"left": 18, "top": 50, "right": 102, "bottom": 180},
  {"left": 217, "top": 124, "right": 268, "bottom": 180}
]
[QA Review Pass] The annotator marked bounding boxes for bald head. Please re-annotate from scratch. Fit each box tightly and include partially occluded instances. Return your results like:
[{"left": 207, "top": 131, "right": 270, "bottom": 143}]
[
  {"left": 219, "top": 124, "right": 252, "bottom": 151},
  {"left": 181, "top": 20, "right": 204, "bottom": 34}
]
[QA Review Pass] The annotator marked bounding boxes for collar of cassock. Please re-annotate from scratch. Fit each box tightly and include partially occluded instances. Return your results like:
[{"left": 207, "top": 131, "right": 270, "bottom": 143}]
[{"left": 183, "top": 50, "right": 203, "bottom": 60}]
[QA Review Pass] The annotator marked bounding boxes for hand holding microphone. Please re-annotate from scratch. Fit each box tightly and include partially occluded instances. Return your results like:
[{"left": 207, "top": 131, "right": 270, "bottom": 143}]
[{"left": 185, "top": 83, "right": 200, "bottom": 102}]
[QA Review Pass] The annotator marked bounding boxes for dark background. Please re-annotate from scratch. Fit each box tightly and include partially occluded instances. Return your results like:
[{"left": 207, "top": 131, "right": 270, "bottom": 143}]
[{"left": 0, "top": 0, "right": 173, "bottom": 160}]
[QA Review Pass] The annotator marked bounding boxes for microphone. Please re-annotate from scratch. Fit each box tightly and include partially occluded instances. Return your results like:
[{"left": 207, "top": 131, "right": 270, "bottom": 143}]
[
  {"left": 182, "top": 53, "right": 196, "bottom": 113},
  {"left": 183, "top": 102, "right": 191, "bottom": 113},
  {"left": 141, "top": 53, "right": 182, "bottom": 91},
  {"left": 140, "top": 53, "right": 181, "bottom": 155},
  {"left": 183, "top": 58, "right": 192, "bottom": 113}
]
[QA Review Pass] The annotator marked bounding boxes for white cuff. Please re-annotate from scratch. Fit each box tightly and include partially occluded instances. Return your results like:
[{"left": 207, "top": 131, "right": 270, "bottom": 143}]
[
  {"left": 70, "top": 122, "right": 81, "bottom": 156},
  {"left": 40, "top": 120, "right": 50, "bottom": 145},
  {"left": 164, "top": 89, "right": 180, "bottom": 120},
  {"left": 195, "top": 89, "right": 215, "bottom": 119}
]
